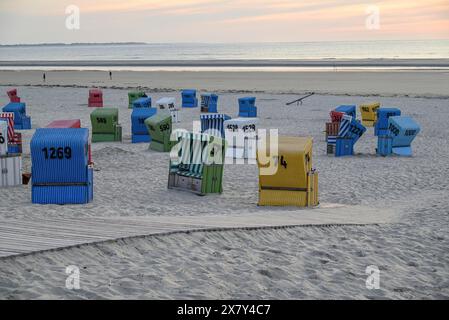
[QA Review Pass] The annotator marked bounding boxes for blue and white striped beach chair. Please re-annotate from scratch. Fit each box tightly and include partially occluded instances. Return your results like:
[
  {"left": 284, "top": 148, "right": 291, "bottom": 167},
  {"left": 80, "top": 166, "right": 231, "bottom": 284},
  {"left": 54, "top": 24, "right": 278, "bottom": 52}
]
[
  {"left": 335, "top": 115, "right": 367, "bottom": 157},
  {"left": 200, "top": 114, "right": 231, "bottom": 138}
]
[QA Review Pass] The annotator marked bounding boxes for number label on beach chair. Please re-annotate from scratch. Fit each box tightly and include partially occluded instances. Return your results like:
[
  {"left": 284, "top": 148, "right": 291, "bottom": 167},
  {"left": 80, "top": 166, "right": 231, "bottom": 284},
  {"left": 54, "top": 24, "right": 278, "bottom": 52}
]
[
  {"left": 42, "top": 147, "right": 72, "bottom": 160},
  {"left": 389, "top": 123, "right": 400, "bottom": 136},
  {"left": 0, "top": 133, "right": 5, "bottom": 145},
  {"left": 361, "top": 107, "right": 370, "bottom": 112},
  {"left": 350, "top": 126, "right": 364, "bottom": 137},
  {"left": 96, "top": 117, "right": 107, "bottom": 124},
  {"left": 279, "top": 155, "right": 287, "bottom": 169},
  {"left": 243, "top": 124, "right": 256, "bottom": 132},
  {"left": 160, "top": 123, "right": 170, "bottom": 132}
]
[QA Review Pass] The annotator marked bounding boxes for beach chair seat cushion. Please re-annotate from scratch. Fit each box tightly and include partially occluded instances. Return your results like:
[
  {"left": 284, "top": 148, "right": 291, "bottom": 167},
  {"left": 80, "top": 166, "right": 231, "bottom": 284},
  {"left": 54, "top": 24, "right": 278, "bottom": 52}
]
[{"left": 177, "top": 171, "right": 203, "bottom": 179}]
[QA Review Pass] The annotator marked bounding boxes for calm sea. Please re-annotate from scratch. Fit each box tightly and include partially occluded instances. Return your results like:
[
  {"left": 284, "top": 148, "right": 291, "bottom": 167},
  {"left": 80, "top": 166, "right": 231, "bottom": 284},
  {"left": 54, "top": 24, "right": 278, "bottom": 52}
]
[{"left": 1, "top": 40, "right": 448, "bottom": 61}]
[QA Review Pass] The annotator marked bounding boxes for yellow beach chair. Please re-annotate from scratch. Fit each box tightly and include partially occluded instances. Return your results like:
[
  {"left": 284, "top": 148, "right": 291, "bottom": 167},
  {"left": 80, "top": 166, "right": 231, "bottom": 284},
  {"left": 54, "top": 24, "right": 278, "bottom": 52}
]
[
  {"left": 258, "top": 136, "right": 318, "bottom": 207},
  {"left": 359, "top": 102, "right": 380, "bottom": 127}
]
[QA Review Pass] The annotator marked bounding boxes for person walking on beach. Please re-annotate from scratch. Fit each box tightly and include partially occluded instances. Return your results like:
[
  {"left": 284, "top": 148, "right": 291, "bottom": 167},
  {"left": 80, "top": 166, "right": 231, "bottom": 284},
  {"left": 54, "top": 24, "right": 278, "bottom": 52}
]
[
  {"left": 43, "top": 72, "right": 46, "bottom": 83},
  {"left": 109, "top": 71, "right": 112, "bottom": 80}
]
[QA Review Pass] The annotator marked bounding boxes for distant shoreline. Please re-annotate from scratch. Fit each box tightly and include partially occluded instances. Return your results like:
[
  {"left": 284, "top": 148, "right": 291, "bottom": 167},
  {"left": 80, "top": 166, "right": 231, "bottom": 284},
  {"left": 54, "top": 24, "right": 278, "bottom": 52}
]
[
  {"left": 1, "top": 59, "right": 449, "bottom": 68},
  {"left": 0, "top": 42, "right": 146, "bottom": 47}
]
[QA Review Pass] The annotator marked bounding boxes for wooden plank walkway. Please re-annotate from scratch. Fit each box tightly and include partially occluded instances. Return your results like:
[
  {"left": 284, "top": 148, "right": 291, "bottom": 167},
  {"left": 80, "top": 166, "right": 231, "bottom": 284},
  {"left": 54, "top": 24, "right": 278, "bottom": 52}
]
[{"left": 0, "top": 204, "right": 396, "bottom": 258}]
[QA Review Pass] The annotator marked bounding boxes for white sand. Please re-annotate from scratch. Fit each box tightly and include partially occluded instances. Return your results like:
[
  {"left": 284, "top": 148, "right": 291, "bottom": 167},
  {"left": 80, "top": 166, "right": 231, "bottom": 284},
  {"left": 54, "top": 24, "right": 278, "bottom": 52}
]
[
  {"left": 0, "top": 71, "right": 448, "bottom": 299},
  {"left": 1, "top": 69, "right": 448, "bottom": 98}
]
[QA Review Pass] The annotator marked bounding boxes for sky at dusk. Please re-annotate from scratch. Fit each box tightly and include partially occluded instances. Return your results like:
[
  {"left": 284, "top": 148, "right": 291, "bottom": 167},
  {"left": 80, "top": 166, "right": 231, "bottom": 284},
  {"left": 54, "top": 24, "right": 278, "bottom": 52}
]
[{"left": 0, "top": 0, "right": 448, "bottom": 44}]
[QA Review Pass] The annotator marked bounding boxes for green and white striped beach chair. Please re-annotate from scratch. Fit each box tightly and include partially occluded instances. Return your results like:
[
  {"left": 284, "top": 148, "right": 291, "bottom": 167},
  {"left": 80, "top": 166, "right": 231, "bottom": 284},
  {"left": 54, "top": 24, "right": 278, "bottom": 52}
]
[{"left": 168, "top": 131, "right": 226, "bottom": 195}]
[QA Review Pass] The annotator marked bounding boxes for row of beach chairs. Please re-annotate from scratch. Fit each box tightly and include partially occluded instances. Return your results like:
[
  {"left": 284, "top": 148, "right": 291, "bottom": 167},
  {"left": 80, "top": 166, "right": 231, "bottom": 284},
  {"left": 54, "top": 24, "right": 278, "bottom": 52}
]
[
  {"left": 92, "top": 88, "right": 257, "bottom": 117},
  {"left": 326, "top": 103, "right": 420, "bottom": 157},
  {"left": 2, "top": 88, "right": 318, "bottom": 209}
]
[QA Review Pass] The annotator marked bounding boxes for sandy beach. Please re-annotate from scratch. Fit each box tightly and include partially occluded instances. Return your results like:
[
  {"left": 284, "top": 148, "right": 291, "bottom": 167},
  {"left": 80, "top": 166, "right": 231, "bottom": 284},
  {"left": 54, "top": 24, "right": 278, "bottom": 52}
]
[
  {"left": 0, "top": 69, "right": 448, "bottom": 299},
  {"left": 1, "top": 69, "right": 448, "bottom": 98}
]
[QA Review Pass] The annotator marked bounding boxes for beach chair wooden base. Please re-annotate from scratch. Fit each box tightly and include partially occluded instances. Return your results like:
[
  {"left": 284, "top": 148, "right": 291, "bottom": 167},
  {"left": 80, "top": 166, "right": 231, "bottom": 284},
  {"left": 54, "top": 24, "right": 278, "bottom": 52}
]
[
  {"left": 32, "top": 168, "right": 94, "bottom": 205},
  {"left": 131, "top": 134, "right": 151, "bottom": 144},
  {"left": 327, "top": 144, "right": 335, "bottom": 155},
  {"left": 168, "top": 164, "right": 224, "bottom": 196},
  {"left": 92, "top": 125, "right": 122, "bottom": 143},
  {"left": 0, "top": 154, "right": 22, "bottom": 188},
  {"left": 377, "top": 136, "right": 393, "bottom": 157},
  {"left": 258, "top": 171, "right": 319, "bottom": 207}
]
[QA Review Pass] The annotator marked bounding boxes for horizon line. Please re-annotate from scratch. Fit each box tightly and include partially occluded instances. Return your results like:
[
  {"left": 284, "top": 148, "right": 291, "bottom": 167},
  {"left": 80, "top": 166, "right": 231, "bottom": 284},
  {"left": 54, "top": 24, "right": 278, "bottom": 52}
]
[{"left": 1, "top": 39, "right": 449, "bottom": 47}]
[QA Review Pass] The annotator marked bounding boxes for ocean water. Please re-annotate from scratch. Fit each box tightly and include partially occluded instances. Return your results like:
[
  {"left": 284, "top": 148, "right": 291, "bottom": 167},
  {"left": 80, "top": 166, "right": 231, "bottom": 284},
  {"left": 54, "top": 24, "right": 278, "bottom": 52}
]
[{"left": 0, "top": 40, "right": 448, "bottom": 61}]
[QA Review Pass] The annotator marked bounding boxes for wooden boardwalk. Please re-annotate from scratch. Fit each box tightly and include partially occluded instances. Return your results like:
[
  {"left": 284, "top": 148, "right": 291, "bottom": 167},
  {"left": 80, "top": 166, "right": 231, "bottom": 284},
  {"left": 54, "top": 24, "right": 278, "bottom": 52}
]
[{"left": 0, "top": 204, "right": 395, "bottom": 258}]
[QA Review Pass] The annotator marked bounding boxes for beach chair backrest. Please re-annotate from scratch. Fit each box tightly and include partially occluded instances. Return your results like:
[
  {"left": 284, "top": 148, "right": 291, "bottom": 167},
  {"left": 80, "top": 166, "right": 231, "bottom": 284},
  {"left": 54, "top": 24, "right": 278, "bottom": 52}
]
[
  {"left": 3, "top": 102, "right": 26, "bottom": 117},
  {"left": 133, "top": 97, "right": 152, "bottom": 109},
  {"left": 338, "top": 115, "right": 366, "bottom": 143},
  {"left": 31, "top": 128, "right": 89, "bottom": 184},
  {"left": 376, "top": 108, "right": 401, "bottom": 130},
  {"left": 388, "top": 116, "right": 420, "bottom": 147},
  {"left": 131, "top": 108, "right": 157, "bottom": 135},
  {"left": 90, "top": 108, "right": 119, "bottom": 134},
  {"left": 145, "top": 113, "right": 171, "bottom": 141},
  {"left": 172, "top": 132, "right": 214, "bottom": 173},
  {"left": 335, "top": 105, "right": 356, "bottom": 118},
  {"left": 330, "top": 111, "right": 345, "bottom": 123}
]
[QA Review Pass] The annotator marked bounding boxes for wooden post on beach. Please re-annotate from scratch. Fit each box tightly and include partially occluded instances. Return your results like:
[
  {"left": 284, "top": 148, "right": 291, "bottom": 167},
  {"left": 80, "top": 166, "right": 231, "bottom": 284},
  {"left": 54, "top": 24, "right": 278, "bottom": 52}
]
[{"left": 286, "top": 92, "right": 315, "bottom": 106}]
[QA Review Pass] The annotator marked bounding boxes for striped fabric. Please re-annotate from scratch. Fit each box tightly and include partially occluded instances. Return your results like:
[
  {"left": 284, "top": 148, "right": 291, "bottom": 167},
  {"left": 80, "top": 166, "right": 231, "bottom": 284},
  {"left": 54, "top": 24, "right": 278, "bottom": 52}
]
[
  {"left": 327, "top": 136, "right": 337, "bottom": 145},
  {"left": 171, "top": 132, "right": 210, "bottom": 178},
  {"left": 338, "top": 115, "right": 352, "bottom": 138},
  {"left": 0, "top": 112, "right": 15, "bottom": 141},
  {"left": 190, "top": 134, "right": 204, "bottom": 175},
  {"left": 200, "top": 114, "right": 230, "bottom": 138},
  {"left": 179, "top": 134, "right": 191, "bottom": 170}
]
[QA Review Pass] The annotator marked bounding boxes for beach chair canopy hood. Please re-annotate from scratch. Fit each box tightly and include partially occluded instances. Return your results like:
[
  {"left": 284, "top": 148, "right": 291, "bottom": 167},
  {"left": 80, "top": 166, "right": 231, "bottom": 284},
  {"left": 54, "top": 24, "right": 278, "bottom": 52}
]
[
  {"left": 335, "top": 105, "right": 356, "bottom": 118},
  {"left": 90, "top": 108, "right": 122, "bottom": 142},
  {"left": 359, "top": 102, "right": 380, "bottom": 127},
  {"left": 31, "top": 128, "right": 93, "bottom": 204},
  {"left": 132, "top": 97, "right": 152, "bottom": 109},
  {"left": 2, "top": 102, "right": 31, "bottom": 130},
  {"left": 31, "top": 128, "right": 89, "bottom": 184},
  {"left": 88, "top": 89, "right": 103, "bottom": 108},
  {"left": 201, "top": 94, "right": 219, "bottom": 113},
  {"left": 128, "top": 91, "right": 146, "bottom": 108},
  {"left": 375, "top": 108, "right": 401, "bottom": 136},
  {"left": 200, "top": 114, "right": 231, "bottom": 138},
  {"left": 238, "top": 97, "right": 257, "bottom": 117},
  {"left": 145, "top": 113, "right": 173, "bottom": 152},
  {"left": 182, "top": 89, "right": 198, "bottom": 108},
  {"left": 224, "top": 117, "right": 259, "bottom": 159}
]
